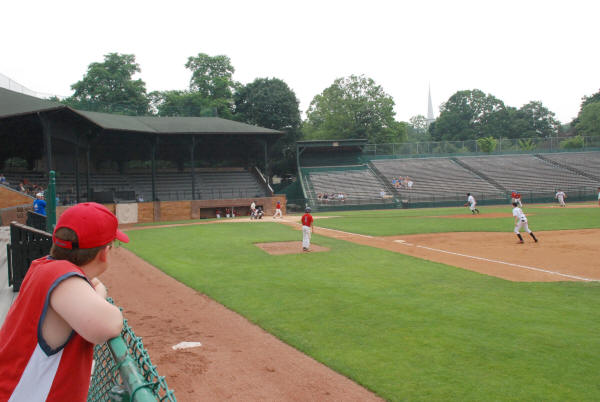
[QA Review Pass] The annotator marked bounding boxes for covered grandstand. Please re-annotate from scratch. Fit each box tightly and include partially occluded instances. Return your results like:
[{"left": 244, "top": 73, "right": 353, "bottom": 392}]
[{"left": 0, "top": 87, "right": 282, "bottom": 209}]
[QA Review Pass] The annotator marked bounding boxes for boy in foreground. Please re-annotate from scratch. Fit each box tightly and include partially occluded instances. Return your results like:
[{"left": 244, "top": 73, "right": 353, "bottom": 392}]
[{"left": 0, "top": 202, "right": 129, "bottom": 401}]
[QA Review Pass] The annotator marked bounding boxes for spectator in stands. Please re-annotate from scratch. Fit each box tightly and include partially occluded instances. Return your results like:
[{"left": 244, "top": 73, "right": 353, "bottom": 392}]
[
  {"left": 18, "top": 181, "right": 26, "bottom": 193},
  {"left": 0, "top": 202, "right": 127, "bottom": 401},
  {"left": 215, "top": 208, "right": 222, "bottom": 219},
  {"left": 380, "top": 189, "right": 386, "bottom": 199},
  {"left": 407, "top": 177, "right": 414, "bottom": 190},
  {"left": 137, "top": 194, "right": 144, "bottom": 202},
  {"left": 0, "top": 173, "right": 7, "bottom": 185},
  {"left": 33, "top": 192, "right": 47, "bottom": 216}
]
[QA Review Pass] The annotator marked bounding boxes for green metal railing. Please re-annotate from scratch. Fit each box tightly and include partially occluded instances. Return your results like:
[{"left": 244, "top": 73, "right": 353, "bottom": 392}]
[
  {"left": 363, "top": 136, "right": 600, "bottom": 158},
  {"left": 88, "top": 301, "right": 176, "bottom": 402}
]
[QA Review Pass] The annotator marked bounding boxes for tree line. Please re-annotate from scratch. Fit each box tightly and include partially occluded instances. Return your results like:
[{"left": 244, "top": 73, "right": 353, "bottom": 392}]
[{"left": 55, "top": 52, "right": 600, "bottom": 176}]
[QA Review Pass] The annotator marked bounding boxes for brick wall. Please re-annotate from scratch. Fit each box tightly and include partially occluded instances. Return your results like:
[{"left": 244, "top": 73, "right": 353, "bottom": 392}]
[
  {"left": 12, "top": 196, "right": 288, "bottom": 226},
  {"left": 0, "top": 205, "right": 31, "bottom": 226},
  {"left": 160, "top": 201, "right": 191, "bottom": 222},
  {"left": 137, "top": 202, "right": 155, "bottom": 223},
  {"left": 0, "top": 186, "right": 33, "bottom": 209}
]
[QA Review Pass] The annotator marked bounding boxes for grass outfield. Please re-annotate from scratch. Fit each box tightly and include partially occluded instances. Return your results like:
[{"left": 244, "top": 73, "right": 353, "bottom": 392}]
[{"left": 124, "top": 205, "right": 600, "bottom": 401}]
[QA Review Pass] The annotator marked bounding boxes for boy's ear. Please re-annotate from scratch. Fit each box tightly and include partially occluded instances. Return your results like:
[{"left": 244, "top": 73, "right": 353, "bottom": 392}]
[{"left": 97, "top": 246, "right": 109, "bottom": 263}]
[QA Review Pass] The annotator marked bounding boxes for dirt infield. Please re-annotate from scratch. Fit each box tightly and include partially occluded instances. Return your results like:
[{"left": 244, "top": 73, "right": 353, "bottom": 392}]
[
  {"left": 255, "top": 241, "right": 330, "bottom": 255},
  {"left": 104, "top": 216, "right": 598, "bottom": 401}
]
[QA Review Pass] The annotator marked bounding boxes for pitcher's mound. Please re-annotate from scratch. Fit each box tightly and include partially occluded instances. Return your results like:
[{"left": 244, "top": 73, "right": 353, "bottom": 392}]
[{"left": 255, "top": 241, "right": 330, "bottom": 255}]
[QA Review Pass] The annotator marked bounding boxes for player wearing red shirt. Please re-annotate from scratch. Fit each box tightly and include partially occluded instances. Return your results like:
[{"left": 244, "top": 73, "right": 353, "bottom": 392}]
[{"left": 301, "top": 207, "right": 314, "bottom": 251}]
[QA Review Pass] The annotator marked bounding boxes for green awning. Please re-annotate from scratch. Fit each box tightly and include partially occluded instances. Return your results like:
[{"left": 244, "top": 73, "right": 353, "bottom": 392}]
[{"left": 0, "top": 87, "right": 283, "bottom": 136}]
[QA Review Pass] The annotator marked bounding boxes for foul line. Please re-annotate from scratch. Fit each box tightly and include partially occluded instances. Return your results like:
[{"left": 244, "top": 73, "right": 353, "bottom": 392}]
[
  {"left": 319, "top": 227, "right": 373, "bottom": 239},
  {"left": 414, "top": 245, "right": 597, "bottom": 282}
]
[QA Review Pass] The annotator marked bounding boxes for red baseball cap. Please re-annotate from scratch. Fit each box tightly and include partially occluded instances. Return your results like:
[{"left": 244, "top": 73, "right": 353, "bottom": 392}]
[{"left": 53, "top": 202, "right": 129, "bottom": 249}]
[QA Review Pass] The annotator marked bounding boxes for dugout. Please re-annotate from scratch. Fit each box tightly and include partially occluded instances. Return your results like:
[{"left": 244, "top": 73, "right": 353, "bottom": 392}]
[{"left": 0, "top": 88, "right": 285, "bottom": 217}]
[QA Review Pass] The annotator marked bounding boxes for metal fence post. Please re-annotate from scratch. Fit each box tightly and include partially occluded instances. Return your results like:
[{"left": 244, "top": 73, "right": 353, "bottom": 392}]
[{"left": 46, "top": 170, "right": 56, "bottom": 233}]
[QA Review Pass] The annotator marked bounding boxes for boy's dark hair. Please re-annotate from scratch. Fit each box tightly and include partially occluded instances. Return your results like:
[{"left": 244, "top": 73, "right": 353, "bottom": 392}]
[
  {"left": 50, "top": 227, "right": 106, "bottom": 266},
  {"left": 512, "top": 202, "right": 518, "bottom": 207}
]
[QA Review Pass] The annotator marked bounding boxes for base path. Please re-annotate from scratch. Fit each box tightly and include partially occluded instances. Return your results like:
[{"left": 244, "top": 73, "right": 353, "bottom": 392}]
[
  {"left": 278, "top": 216, "right": 600, "bottom": 282},
  {"left": 101, "top": 248, "right": 383, "bottom": 402}
]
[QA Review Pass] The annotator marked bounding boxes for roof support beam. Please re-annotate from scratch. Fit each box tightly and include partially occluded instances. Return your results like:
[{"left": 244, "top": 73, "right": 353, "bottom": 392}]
[
  {"left": 191, "top": 136, "right": 196, "bottom": 200},
  {"left": 38, "top": 112, "right": 53, "bottom": 173},
  {"left": 151, "top": 135, "right": 158, "bottom": 202}
]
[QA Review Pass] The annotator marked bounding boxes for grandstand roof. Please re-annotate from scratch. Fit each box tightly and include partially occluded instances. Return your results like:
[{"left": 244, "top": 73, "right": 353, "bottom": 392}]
[
  {"left": 0, "top": 87, "right": 282, "bottom": 136},
  {"left": 0, "top": 87, "right": 64, "bottom": 118}
]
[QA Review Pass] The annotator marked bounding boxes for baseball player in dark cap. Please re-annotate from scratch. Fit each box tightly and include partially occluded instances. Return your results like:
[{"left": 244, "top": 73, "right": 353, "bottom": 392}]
[{"left": 301, "top": 206, "right": 314, "bottom": 251}]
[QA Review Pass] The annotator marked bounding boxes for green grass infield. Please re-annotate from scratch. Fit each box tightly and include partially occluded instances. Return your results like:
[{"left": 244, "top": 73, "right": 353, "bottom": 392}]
[{"left": 124, "top": 204, "right": 600, "bottom": 401}]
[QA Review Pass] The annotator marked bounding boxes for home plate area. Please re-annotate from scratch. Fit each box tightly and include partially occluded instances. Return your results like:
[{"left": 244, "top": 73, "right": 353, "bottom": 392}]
[{"left": 255, "top": 241, "right": 330, "bottom": 255}]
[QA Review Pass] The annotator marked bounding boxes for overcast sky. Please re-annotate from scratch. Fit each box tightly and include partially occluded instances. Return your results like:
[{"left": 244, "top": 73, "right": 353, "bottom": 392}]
[{"left": 2, "top": 0, "right": 598, "bottom": 124}]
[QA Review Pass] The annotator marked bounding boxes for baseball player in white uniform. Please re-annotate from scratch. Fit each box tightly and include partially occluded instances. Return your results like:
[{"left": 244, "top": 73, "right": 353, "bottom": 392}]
[
  {"left": 512, "top": 202, "right": 538, "bottom": 243},
  {"left": 555, "top": 190, "right": 567, "bottom": 207},
  {"left": 464, "top": 193, "right": 480, "bottom": 214}
]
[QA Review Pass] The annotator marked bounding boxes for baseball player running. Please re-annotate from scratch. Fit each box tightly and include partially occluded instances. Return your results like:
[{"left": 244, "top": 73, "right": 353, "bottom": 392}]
[
  {"left": 464, "top": 193, "right": 480, "bottom": 214},
  {"left": 512, "top": 201, "right": 538, "bottom": 243},
  {"left": 555, "top": 189, "right": 567, "bottom": 207},
  {"left": 301, "top": 207, "right": 314, "bottom": 252}
]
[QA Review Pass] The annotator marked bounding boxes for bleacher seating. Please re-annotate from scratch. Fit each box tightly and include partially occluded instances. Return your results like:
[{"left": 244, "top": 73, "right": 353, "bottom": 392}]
[
  {"left": 371, "top": 158, "right": 503, "bottom": 201},
  {"left": 307, "top": 169, "right": 394, "bottom": 205},
  {"left": 537, "top": 152, "right": 600, "bottom": 180},
  {"left": 2, "top": 169, "right": 268, "bottom": 203},
  {"left": 455, "top": 154, "right": 598, "bottom": 193}
]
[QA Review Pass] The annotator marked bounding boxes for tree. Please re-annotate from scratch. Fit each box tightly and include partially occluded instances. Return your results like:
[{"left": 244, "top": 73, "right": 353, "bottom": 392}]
[
  {"left": 511, "top": 101, "right": 559, "bottom": 138},
  {"left": 184, "top": 53, "right": 237, "bottom": 118},
  {"left": 571, "top": 89, "right": 600, "bottom": 128},
  {"left": 476, "top": 136, "right": 497, "bottom": 153},
  {"left": 234, "top": 78, "right": 302, "bottom": 177},
  {"left": 430, "top": 89, "right": 506, "bottom": 141},
  {"left": 575, "top": 102, "right": 600, "bottom": 137},
  {"left": 149, "top": 90, "right": 216, "bottom": 117},
  {"left": 65, "top": 53, "right": 149, "bottom": 115},
  {"left": 303, "top": 75, "right": 406, "bottom": 143}
]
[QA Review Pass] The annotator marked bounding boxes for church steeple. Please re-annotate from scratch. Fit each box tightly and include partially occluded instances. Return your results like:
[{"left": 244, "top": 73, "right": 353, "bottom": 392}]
[{"left": 426, "top": 84, "right": 435, "bottom": 126}]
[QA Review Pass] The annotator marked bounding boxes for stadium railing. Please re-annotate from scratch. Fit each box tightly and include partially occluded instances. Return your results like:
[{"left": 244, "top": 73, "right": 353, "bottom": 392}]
[
  {"left": 25, "top": 210, "right": 47, "bottom": 231},
  {"left": 363, "top": 136, "right": 600, "bottom": 158}
]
